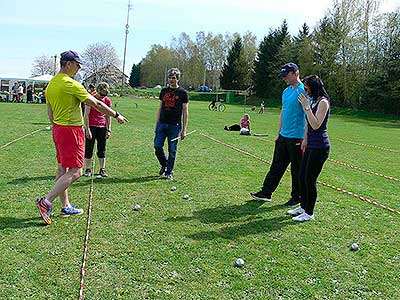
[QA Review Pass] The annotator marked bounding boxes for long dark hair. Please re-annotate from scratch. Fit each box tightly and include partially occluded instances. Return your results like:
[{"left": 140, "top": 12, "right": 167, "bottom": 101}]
[{"left": 302, "top": 75, "right": 330, "bottom": 102}]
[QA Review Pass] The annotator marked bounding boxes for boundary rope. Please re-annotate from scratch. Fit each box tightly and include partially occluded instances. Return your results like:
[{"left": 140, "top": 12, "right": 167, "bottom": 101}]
[
  {"left": 255, "top": 137, "right": 399, "bottom": 183},
  {"left": 200, "top": 132, "right": 400, "bottom": 216},
  {"left": 0, "top": 128, "right": 47, "bottom": 149},
  {"left": 334, "top": 137, "right": 399, "bottom": 153},
  {"left": 79, "top": 160, "right": 95, "bottom": 300}
]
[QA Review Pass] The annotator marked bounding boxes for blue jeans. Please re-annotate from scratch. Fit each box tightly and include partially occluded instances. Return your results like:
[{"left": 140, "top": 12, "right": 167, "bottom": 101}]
[{"left": 154, "top": 122, "right": 181, "bottom": 175}]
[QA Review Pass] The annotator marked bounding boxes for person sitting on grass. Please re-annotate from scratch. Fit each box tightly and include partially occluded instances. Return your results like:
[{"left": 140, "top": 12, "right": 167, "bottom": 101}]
[{"left": 224, "top": 113, "right": 251, "bottom": 135}]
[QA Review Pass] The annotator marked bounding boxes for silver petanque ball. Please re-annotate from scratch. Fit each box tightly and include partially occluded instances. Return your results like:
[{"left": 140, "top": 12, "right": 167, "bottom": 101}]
[
  {"left": 171, "top": 186, "right": 177, "bottom": 191},
  {"left": 183, "top": 194, "right": 190, "bottom": 200},
  {"left": 134, "top": 204, "right": 141, "bottom": 211},
  {"left": 235, "top": 258, "right": 244, "bottom": 267},
  {"left": 350, "top": 243, "right": 359, "bottom": 251}
]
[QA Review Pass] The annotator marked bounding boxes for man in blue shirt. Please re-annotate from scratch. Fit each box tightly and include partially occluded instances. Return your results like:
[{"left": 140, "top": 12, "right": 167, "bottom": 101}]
[{"left": 250, "top": 63, "right": 306, "bottom": 206}]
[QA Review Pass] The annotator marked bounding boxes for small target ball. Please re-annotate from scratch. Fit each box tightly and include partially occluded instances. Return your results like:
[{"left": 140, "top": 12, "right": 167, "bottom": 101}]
[
  {"left": 350, "top": 243, "right": 359, "bottom": 251},
  {"left": 236, "top": 258, "right": 244, "bottom": 267}
]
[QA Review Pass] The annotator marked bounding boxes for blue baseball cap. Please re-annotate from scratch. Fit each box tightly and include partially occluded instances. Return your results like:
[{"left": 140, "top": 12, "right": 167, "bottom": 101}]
[
  {"left": 279, "top": 62, "right": 299, "bottom": 77},
  {"left": 60, "top": 50, "right": 82, "bottom": 64}
]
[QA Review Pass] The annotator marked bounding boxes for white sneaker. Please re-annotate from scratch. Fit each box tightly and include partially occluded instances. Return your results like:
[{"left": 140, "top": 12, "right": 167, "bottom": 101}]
[
  {"left": 292, "top": 212, "right": 314, "bottom": 222},
  {"left": 287, "top": 206, "right": 305, "bottom": 216}
]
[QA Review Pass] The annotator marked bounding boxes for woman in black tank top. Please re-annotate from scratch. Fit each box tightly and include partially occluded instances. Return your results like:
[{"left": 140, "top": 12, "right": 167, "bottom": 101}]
[{"left": 287, "top": 75, "right": 330, "bottom": 222}]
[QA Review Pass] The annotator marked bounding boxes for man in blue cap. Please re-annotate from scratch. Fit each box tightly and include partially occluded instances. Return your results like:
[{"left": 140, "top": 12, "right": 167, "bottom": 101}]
[
  {"left": 250, "top": 62, "right": 306, "bottom": 206},
  {"left": 35, "top": 50, "right": 128, "bottom": 225}
]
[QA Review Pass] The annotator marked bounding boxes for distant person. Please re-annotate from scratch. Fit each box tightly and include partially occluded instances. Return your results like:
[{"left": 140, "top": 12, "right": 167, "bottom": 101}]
[
  {"left": 40, "top": 85, "right": 47, "bottom": 103},
  {"left": 154, "top": 67, "right": 189, "bottom": 181},
  {"left": 83, "top": 82, "right": 112, "bottom": 179},
  {"left": 224, "top": 113, "right": 251, "bottom": 135},
  {"left": 17, "top": 84, "right": 24, "bottom": 102},
  {"left": 250, "top": 63, "right": 306, "bottom": 206},
  {"left": 288, "top": 75, "right": 331, "bottom": 222},
  {"left": 82, "top": 84, "right": 96, "bottom": 114},
  {"left": 26, "top": 85, "right": 33, "bottom": 103},
  {"left": 11, "top": 82, "right": 18, "bottom": 102},
  {"left": 259, "top": 100, "right": 265, "bottom": 114},
  {"left": 87, "top": 84, "right": 96, "bottom": 95},
  {"left": 35, "top": 50, "right": 128, "bottom": 225}
]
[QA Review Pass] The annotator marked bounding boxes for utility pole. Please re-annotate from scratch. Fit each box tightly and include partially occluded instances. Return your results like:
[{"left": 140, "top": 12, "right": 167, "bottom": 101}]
[
  {"left": 53, "top": 55, "right": 57, "bottom": 75},
  {"left": 121, "top": 0, "right": 132, "bottom": 95}
]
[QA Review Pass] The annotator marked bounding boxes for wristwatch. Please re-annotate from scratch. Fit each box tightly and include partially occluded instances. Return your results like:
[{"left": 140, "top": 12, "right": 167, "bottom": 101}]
[{"left": 114, "top": 111, "right": 120, "bottom": 118}]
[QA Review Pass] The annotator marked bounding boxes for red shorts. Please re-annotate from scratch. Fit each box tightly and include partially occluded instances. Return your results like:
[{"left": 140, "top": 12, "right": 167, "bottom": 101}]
[{"left": 52, "top": 124, "right": 85, "bottom": 168}]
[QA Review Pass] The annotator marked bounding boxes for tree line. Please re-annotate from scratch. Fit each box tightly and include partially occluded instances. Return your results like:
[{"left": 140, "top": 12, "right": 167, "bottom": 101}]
[{"left": 130, "top": 0, "right": 399, "bottom": 116}]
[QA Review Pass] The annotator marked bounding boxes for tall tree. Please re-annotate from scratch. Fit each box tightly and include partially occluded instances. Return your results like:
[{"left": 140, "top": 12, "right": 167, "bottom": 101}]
[
  {"left": 129, "top": 63, "right": 141, "bottom": 88},
  {"left": 253, "top": 21, "right": 291, "bottom": 98},
  {"left": 220, "top": 36, "right": 247, "bottom": 90},
  {"left": 31, "top": 54, "right": 55, "bottom": 76},
  {"left": 140, "top": 44, "right": 174, "bottom": 87},
  {"left": 82, "top": 42, "right": 120, "bottom": 84}
]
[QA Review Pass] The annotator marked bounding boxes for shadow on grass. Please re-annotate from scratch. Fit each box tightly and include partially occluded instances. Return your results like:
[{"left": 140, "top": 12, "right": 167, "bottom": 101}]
[
  {"left": 188, "top": 215, "right": 296, "bottom": 240},
  {"left": 167, "top": 200, "right": 284, "bottom": 224},
  {"left": 0, "top": 216, "right": 44, "bottom": 230},
  {"left": 7, "top": 176, "right": 54, "bottom": 184},
  {"left": 167, "top": 200, "right": 297, "bottom": 240},
  {"left": 74, "top": 175, "right": 161, "bottom": 186}
]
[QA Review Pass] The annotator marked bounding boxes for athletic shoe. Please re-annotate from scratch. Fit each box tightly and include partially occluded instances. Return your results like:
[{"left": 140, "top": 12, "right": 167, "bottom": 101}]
[
  {"left": 96, "top": 168, "right": 108, "bottom": 179},
  {"left": 60, "top": 205, "right": 84, "bottom": 217},
  {"left": 159, "top": 166, "right": 166, "bottom": 176},
  {"left": 250, "top": 191, "right": 272, "bottom": 202},
  {"left": 292, "top": 212, "right": 314, "bottom": 222},
  {"left": 36, "top": 197, "right": 52, "bottom": 225},
  {"left": 284, "top": 197, "right": 301, "bottom": 207},
  {"left": 287, "top": 206, "right": 305, "bottom": 216},
  {"left": 165, "top": 174, "right": 173, "bottom": 181},
  {"left": 83, "top": 169, "right": 92, "bottom": 177}
]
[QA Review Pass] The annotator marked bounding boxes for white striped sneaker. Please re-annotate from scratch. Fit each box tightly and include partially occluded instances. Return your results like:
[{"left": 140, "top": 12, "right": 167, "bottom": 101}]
[
  {"left": 292, "top": 212, "right": 314, "bottom": 222},
  {"left": 287, "top": 206, "right": 305, "bottom": 216}
]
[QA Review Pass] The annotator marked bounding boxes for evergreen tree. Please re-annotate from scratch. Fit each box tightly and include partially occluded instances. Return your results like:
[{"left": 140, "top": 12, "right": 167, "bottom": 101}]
[
  {"left": 220, "top": 36, "right": 247, "bottom": 89},
  {"left": 253, "top": 21, "right": 292, "bottom": 99},
  {"left": 129, "top": 63, "right": 141, "bottom": 88}
]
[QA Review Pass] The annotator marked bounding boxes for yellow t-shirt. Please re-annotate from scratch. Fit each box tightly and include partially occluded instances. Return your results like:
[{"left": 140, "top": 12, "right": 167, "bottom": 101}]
[{"left": 46, "top": 73, "right": 90, "bottom": 126}]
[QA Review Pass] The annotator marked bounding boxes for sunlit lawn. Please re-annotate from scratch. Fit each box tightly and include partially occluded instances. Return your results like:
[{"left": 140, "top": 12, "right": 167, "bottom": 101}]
[{"left": 0, "top": 98, "right": 399, "bottom": 300}]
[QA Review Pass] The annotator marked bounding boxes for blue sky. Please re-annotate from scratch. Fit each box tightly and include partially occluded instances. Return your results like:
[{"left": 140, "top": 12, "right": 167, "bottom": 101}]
[{"left": 1, "top": 0, "right": 398, "bottom": 78}]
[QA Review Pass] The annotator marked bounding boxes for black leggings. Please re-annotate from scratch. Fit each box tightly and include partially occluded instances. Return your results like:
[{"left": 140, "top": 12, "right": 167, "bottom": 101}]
[
  {"left": 85, "top": 126, "right": 107, "bottom": 159},
  {"left": 299, "top": 148, "right": 329, "bottom": 215}
]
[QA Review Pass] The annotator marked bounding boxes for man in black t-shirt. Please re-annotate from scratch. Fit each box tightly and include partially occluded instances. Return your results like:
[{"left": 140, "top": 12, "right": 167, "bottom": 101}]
[{"left": 154, "top": 68, "right": 189, "bottom": 180}]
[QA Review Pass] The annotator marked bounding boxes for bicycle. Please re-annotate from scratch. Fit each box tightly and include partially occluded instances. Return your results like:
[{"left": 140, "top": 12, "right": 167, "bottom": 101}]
[{"left": 208, "top": 101, "right": 226, "bottom": 112}]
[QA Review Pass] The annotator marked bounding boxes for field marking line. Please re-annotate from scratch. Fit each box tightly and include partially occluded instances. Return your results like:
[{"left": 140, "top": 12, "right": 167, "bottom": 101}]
[
  {"left": 0, "top": 127, "right": 48, "bottom": 149},
  {"left": 334, "top": 137, "right": 399, "bottom": 153},
  {"left": 171, "top": 130, "right": 197, "bottom": 142},
  {"left": 79, "top": 160, "right": 95, "bottom": 300},
  {"left": 256, "top": 137, "right": 399, "bottom": 183},
  {"left": 199, "top": 132, "right": 400, "bottom": 216}
]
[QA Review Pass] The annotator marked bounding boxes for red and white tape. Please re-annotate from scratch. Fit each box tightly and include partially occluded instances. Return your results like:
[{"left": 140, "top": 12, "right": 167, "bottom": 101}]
[
  {"left": 334, "top": 138, "right": 399, "bottom": 153},
  {"left": 201, "top": 132, "right": 400, "bottom": 216},
  {"left": 256, "top": 136, "right": 399, "bottom": 182},
  {"left": 79, "top": 160, "right": 95, "bottom": 300}
]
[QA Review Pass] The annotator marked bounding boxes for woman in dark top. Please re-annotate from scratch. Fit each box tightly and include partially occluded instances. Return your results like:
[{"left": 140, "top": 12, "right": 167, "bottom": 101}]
[{"left": 288, "top": 75, "right": 331, "bottom": 222}]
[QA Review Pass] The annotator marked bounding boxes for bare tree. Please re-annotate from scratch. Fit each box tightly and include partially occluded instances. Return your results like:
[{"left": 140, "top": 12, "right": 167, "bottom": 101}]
[
  {"left": 81, "top": 42, "right": 121, "bottom": 84},
  {"left": 31, "top": 54, "right": 55, "bottom": 76}
]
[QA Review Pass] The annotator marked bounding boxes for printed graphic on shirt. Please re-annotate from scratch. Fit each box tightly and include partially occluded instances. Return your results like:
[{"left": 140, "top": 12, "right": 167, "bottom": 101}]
[{"left": 163, "top": 92, "right": 180, "bottom": 110}]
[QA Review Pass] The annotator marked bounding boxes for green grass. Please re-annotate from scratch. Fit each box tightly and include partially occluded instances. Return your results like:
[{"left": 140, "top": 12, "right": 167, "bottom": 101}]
[{"left": 0, "top": 99, "right": 399, "bottom": 300}]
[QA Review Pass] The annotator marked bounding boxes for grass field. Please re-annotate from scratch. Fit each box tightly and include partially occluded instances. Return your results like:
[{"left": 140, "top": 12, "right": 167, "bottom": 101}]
[{"left": 0, "top": 99, "right": 399, "bottom": 300}]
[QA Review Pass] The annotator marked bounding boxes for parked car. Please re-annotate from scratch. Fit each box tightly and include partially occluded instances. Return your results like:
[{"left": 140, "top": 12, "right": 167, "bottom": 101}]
[{"left": 197, "top": 85, "right": 212, "bottom": 92}]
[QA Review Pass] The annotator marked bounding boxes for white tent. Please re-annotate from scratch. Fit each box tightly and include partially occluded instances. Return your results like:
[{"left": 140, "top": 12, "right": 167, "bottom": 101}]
[
  {"left": 30, "top": 74, "right": 53, "bottom": 82},
  {"left": 0, "top": 74, "right": 53, "bottom": 101}
]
